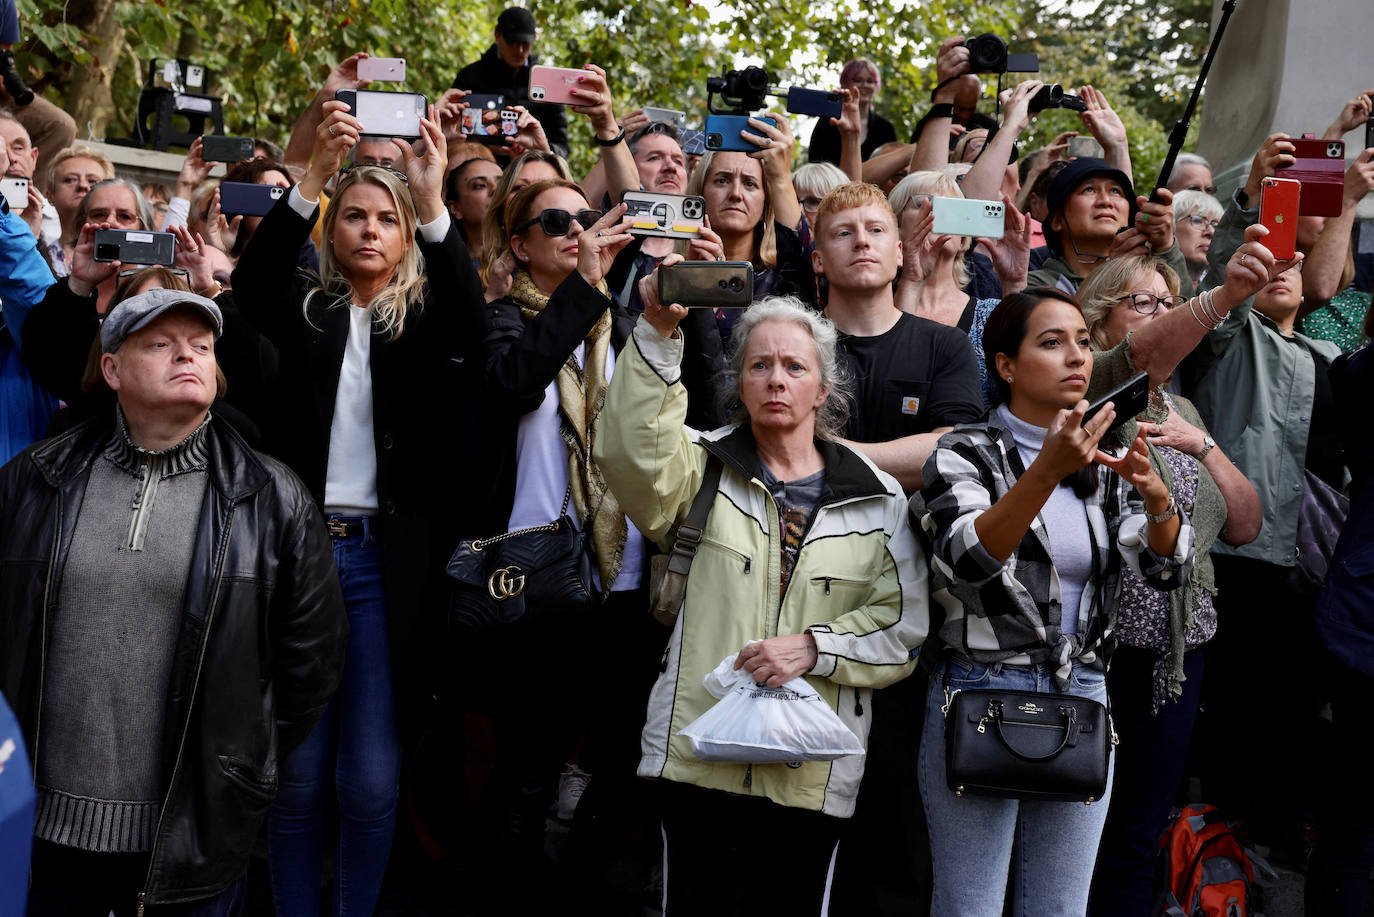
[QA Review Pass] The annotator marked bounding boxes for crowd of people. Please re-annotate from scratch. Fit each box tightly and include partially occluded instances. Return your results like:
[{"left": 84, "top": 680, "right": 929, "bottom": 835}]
[{"left": 2, "top": 5, "right": 1374, "bottom": 917}]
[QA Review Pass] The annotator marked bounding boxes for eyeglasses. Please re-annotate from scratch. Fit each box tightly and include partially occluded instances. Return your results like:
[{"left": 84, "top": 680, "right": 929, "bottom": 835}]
[
  {"left": 514, "top": 208, "right": 603, "bottom": 236},
  {"left": 338, "top": 163, "right": 409, "bottom": 184},
  {"left": 1183, "top": 214, "right": 1220, "bottom": 231},
  {"left": 1185, "top": 184, "right": 1218, "bottom": 195},
  {"left": 1117, "top": 292, "right": 1187, "bottom": 315},
  {"left": 799, "top": 196, "right": 823, "bottom": 212}
]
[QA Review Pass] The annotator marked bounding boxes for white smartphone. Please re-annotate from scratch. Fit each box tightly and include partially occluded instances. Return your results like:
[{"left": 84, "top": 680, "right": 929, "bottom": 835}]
[
  {"left": 358, "top": 57, "right": 406, "bottom": 82},
  {"left": 642, "top": 107, "right": 687, "bottom": 132},
  {"left": 931, "top": 197, "right": 1005, "bottom": 239},
  {"left": 335, "top": 89, "right": 427, "bottom": 139},
  {"left": 0, "top": 176, "right": 29, "bottom": 211}
]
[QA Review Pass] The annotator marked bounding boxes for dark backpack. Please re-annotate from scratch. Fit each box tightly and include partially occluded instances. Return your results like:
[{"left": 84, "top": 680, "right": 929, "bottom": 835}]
[{"left": 1156, "top": 803, "right": 1275, "bottom": 917}]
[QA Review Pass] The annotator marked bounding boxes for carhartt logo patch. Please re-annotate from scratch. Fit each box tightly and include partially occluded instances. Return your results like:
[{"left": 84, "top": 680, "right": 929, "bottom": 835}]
[{"left": 901, "top": 396, "right": 920, "bottom": 415}]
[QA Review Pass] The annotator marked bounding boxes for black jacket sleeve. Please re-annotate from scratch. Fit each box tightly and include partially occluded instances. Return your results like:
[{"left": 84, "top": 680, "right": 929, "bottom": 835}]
[
  {"left": 230, "top": 194, "right": 319, "bottom": 347},
  {"left": 774, "top": 221, "right": 817, "bottom": 308},
  {"left": 17, "top": 278, "right": 100, "bottom": 404},
  {"left": 413, "top": 218, "right": 490, "bottom": 364}
]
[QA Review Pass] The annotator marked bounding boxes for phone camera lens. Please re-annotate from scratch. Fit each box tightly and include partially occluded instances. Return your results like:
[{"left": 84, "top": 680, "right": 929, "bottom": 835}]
[
  {"left": 717, "top": 280, "right": 728, "bottom": 290},
  {"left": 729, "top": 278, "right": 744, "bottom": 292},
  {"left": 707, "top": 133, "right": 722, "bottom": 148}
]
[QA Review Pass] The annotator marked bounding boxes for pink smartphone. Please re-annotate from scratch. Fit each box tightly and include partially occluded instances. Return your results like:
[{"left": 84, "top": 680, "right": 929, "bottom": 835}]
[
  {"left": 1259, "top": 176, "right": 1301, "bottom": 261},
  {"left": 358, "top": 57, "right": 406, "bottom": 82},
  {"left": 528, "top": 65, "right": 588, "bottom": 105}
]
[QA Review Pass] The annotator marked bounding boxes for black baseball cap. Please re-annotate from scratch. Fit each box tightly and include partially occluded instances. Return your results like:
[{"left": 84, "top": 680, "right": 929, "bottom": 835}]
[
  {"left": 496, "top": 7, "right": 537, "bottom": 43},
  {"left": 1043, "top": 157, "right": 1136, "bottom": 255}
]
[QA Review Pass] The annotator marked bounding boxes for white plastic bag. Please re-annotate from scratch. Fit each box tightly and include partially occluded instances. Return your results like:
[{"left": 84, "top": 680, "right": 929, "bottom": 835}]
[{"left": 677, "top": 650, "right": 864, "bottom": 763}]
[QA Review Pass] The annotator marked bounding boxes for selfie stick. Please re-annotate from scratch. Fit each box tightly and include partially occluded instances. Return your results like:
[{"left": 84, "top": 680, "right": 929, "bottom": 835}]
[{"left": 1150, "top": 0, "right": 1239, "bottom": 201}]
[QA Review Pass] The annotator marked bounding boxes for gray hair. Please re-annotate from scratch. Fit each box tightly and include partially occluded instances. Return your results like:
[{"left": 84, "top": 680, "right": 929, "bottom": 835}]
[
  {"left": 889, "top": 170, "right": 970, "bottom": 289},
  {"left": 628, "top": 121, "right": 682, "bottom": 157},
  {"left": 1172, "top": 188, "right": 1223, "bottom": 223},
  {"left": 791, "top": 162, "right": 849, "bottom": 200},
  {"left": 1168, "top": 152, "right": 1212, "bottom": 185},
  {"left": 74, "top": 178, "right": 155, "bottom": 232},
  {"left": 722, "top": 296, "right": 852, "bottom": 440}
]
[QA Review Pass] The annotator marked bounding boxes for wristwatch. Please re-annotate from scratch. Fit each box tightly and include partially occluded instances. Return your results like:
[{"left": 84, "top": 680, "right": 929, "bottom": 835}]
[
  {"left": 1147, "top": 494, "right": 1179, "bottom": 525},
  {"left": 1195, "top": 435, "right": 1215, "bottom": 461}
]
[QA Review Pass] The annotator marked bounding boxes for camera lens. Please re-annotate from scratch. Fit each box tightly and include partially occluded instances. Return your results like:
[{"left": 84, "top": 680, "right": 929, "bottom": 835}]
[
  {"left": 707, "top": 133, "right": 723, "bottom": 149},
  {"left": 729, "top": 278, "right": 744, "bottom": 292},
  {"left": 96, "top": 244, "right": 119, "bottom": 261}
]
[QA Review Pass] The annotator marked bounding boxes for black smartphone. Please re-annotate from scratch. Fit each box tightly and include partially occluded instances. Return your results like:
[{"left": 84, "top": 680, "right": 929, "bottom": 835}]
[
  {"left": 462, "top": 93, "right": 506, "bottom": 143},
  {"left": 658, "top": 261, "right": 754, "bottom": 309},
  {"left": 200, "top": 135, "right": 254, "bottom": 163},
  {"left": 786, "top": 87, "right": 843, "bottom": 120},
  {"left": 93, "top": 229, "right": 176, "bottom": 266},
  {"left": 1366, "top": 111, "right": 1374, "bottom": 154},
  {"left": 1081, "top": 371, "right": 1149, "bottom": 435},
  {"left": 219, "top": 181, "right": 287, "bottom": 216},
  {"left": 334, "top": 88, "right": 427, "bottom": 139}
]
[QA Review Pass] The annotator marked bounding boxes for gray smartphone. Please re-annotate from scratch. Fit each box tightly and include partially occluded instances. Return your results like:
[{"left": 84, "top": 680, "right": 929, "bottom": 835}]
[
  {"left": 200, "top": 135, "right": 254, "bottom": 163},
  {"left": 334, "top": 89, "right": 427, "bottom": 139},
  {"left": 643, "top": 107, "right": 687, "bottom": 131},
  {"left": 94, "top": 229, "right": 176, "bottom": 266},
  {"left": 658, "top": 261, "right": 754, "bottom": 308},
  {"left": 1067, "top": 136, "right": 1105, "bottom": 159}
]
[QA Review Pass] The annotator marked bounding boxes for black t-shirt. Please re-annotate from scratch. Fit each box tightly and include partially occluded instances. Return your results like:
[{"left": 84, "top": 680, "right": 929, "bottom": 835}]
[
  {"left": 808, "top": 112, "right": 898, "bottom": 166},
  {"left": 835, "top": 311, "right": 985, "bottom": 443}
]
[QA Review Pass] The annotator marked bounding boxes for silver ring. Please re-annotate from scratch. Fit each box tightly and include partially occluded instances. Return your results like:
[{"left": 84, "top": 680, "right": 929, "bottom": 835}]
[
  {"left": 1239, "top": 253, "right": 1248, "bottom": 267},
  {"left": 328, "top": 124, "right": 337, "bottom": 137},
  {"left": 595, "top": 231, "right": 603, "bottom": 237}
]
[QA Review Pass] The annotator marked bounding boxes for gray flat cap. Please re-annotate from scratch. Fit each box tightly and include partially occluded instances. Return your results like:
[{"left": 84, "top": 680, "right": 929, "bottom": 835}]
[{"left": 101, "top": 288, "right": 223, "bottom": 354}]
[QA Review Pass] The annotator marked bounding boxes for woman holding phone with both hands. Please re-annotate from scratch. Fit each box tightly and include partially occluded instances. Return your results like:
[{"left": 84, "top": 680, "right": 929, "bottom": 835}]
[
  {"left": 229, "top": 98, "right": 487, "bottom": 915},
  {"left": 915, "top": 288, "right": 1195, "bottom": 916}
]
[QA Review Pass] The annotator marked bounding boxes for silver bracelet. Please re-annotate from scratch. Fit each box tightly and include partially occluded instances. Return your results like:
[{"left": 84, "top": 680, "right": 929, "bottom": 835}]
[
  {"left": 1199, "top": 288, "right": 1226, "bottom": 328},
  {"left": 1187, "top": 296, "right": 1213, "bottom": 331}
]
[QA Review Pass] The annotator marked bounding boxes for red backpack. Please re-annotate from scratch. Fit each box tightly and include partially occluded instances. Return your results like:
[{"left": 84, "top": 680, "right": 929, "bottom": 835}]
[{"left": 1156, "top": 804, "right": 1275, "bottom": 917}]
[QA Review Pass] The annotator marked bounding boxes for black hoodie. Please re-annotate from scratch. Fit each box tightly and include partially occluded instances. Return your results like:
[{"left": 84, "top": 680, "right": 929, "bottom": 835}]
[{"left": 453, "top": 45, "right": 569, "bottom": 158}]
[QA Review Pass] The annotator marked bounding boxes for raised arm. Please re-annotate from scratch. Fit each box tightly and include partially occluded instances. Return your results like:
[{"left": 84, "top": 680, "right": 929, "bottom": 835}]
[
  {"left": 284, "top": 52, "right": 371, "bottom": 175},
  {"left": 909, "top": 36, "right": 974, "bottom": 175},
  {"left": 1076, "top": 86, "right": 1132, "bottom": 185},
  {"left": 961, "top": 79, "right": 1042, "bottom": 203},
  {"left": 742, "top": 112, "right": 801, "bottom": 230},
  {"left": 834, "top": 88, "right": 864, "bottom": 183},
  {"left": 569, "top": 65, "right": 639, "bottom": 207}
]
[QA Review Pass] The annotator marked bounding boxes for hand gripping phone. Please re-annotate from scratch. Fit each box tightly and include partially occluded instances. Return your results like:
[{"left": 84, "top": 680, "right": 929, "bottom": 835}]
[
  {"left": 704, "top": 114, "right": 780, "bottom": 152},
  {"left": 785, "top": 87, "right": 843, "bottom": 121},
  {"left": 622, "top": 191, "right": 706, "bottom": 239},
  {"left": 1259, "top": 176, "right": 1301, "bottom": 261},
  {"left": 1082, "top": 371, "right": 1149, "bottom": 436},
  {"left": 334, "top": 89, "right": 427, "bottom": 140},
  {"left": 1276, "top": 134, "right": 1344, "bottom": 217},
  {"left": 358, "top": 57, "right": 406, "bottom": 82},
  {"left": 219, "top": 181, "right": 287, "bottom": 217},
  {"left": 93, "top": 229, "right": 176, "bottom": 266},
  {"left": 200, "top": 135, "right": 254, "bottom": 163},
  {"left": 528, "top": 65, "right": 588, "bottom": 105},
  {"left": 931, "top": 197, "right": 1005, "bottom": 240},
  {"left": 658, "top": 261, "right": 754, "bottom": 308}
]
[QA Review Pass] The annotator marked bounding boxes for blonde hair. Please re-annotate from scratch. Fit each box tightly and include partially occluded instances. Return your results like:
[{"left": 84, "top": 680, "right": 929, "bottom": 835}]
[
  {"left": 47, "top": 144, "right": 115, "bottom": 193},
  {"left": 792, "top": 162, "right": 849, "bottom": 201},
  {"left": 685, "top": 150, "right": 778, "bottom": 268},
  {"left": 1076, "top": 255, "right": 1180, "bottom": 350},
  {"left": 479, "top": 150, "right": 572, "bottom": 284},
  {"left": 309, "top": 167, "right": 426, "bottom": 340},
  {"left": 889, "top": 170, "right": 970, "bottom": 289}
]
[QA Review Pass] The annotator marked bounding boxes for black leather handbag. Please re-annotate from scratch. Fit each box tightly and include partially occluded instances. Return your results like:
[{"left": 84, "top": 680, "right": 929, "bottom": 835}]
[
  {"left": 944, "top": 686, "right": 1113, "bottom": 804},
  {"left": 446, "top": 486, "right": 597, "bottom": 633}
]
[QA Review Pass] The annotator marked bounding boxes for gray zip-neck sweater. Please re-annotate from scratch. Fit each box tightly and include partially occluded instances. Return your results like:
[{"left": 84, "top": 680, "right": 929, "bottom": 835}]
[{"left": 33, "top": 409, "right": 210, "bottom": 852}]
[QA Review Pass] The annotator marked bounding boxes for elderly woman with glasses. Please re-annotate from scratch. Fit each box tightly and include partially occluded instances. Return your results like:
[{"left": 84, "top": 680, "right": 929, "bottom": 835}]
[
  {"left": 1075, "top": 255, "right": 1260, "bottom": 917},
  {"left": 1172, "top": 189, "right": 1223, "bottom": 289}
]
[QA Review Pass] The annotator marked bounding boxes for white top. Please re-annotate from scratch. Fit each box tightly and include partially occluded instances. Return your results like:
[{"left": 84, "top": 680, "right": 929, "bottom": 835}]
[
  {"left": 323, "top": 303, "right": 379, "bottom": 514},
  {"left": 997, "top": 405, "right": 1093, "bottom": 634},
  {"left": 509, "top": 342, "right": 644, "bottom": 592}
]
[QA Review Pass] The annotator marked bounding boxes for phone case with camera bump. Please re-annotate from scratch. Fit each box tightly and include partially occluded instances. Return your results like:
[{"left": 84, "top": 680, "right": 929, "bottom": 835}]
[
  {"left": 462, "top": 94, "right": 505, "bottom": 142},
  {"left": 358, "top": 57, "right": 406, "bottom": 82},
  {"left": 785, "top": 87, "right": 843, "bottom": 120},
  {"left": 658, "top": 261, "right": 754, "bottom": 308},
  {"left": 1277, "top": 135, "right": 1345, "bottom": 217},
  {"left": 931, "top": 197, "right": 1005, "bottom": 240},
  {"left": 528, "top": 66, "right": 587, "bottom": 105},
  {"left": 704, "top": 114, "right": 780, "bottom": 152},
  {"left": 219, "top": 182, "right": 288, "bottom": 217},
  {"left": 334, "top": 89, "right": 426, "bottom": 139},
  {"left": 0, "top": 177, "right": 29, "bottom": 210},
  {"left": 622, "top": 191, "right": 706, "bottom": 239},
  {"left": 93, "top": 229, "right": 176, "bottom": 266},
  {"left": 1259, "top": 177, "right": 1301, "bottom": 261}
]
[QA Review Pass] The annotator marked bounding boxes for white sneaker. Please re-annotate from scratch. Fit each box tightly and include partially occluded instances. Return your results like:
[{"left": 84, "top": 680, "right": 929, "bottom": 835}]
[{"left": 556, "top": 764, "right": 591, "bottom": 822}]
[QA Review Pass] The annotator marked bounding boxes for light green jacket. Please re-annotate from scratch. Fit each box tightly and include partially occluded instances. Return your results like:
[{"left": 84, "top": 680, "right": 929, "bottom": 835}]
[{"left": 594, "top": 321, "right": 929, "bottom": 817}]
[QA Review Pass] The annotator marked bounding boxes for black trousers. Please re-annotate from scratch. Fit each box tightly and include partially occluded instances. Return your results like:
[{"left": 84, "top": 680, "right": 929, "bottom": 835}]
[{"left": 659, "top": 781, "right": 843, "bottom": 916}]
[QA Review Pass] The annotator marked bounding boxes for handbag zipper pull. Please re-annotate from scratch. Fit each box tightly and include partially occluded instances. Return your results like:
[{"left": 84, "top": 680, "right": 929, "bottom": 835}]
[{"left": 977, "top": 715, "right": 988, "bottom": 734}]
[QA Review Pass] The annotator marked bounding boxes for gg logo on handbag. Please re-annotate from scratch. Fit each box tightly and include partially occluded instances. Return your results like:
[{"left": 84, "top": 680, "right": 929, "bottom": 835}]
[{"left": 487, "top": 566, "right": 526, "bottom": 600}]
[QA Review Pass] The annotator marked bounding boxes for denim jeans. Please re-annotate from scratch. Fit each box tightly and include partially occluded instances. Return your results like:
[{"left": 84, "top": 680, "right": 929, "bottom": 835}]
[
  {"left": 268, "top": 517, "right": 401, "bottom": 917},
  {"left": 26, "top": 839, "right": 246, "bottom": 917},
  {"left": 918, "top": 656, "right": 1115, "bottom": 917}
]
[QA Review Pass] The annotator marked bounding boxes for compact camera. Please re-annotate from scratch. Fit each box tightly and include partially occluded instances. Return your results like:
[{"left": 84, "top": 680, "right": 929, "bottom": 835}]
[{"left": 962, "top": 34, "right": 1039, "bottom": 74}]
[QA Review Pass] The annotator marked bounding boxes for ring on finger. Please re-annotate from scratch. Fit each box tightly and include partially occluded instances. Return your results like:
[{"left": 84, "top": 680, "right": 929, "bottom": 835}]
[
  {"left": 1239, "top": 253, "right": 1249, "bottom": 267},
  {"left": 328, "top": 124, "right": 337, "bottom": 137}
]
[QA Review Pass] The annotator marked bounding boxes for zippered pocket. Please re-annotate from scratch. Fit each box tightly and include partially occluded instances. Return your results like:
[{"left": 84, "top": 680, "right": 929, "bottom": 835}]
[
  {"left": 701, "top": 536, "right": 752, "bottom": 574},
  {"left": 810, "top": 575, "right": 867, "bottom": 596}
]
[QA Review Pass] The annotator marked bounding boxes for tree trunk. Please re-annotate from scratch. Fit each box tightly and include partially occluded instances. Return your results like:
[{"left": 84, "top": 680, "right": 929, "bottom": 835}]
[{"left": 64, "top": 0, "right": 123, "bottom": 139}]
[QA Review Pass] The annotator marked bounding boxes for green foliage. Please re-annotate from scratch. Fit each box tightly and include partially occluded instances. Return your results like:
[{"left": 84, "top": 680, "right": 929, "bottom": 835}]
[{"left": 13, "top": 0, "right": 1209, "bottom": 185}]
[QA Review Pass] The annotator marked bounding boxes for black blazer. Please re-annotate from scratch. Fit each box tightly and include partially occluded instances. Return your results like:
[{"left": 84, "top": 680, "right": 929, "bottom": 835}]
[{"left": 230, "top": 194, "right": 488, "bottom": 721}]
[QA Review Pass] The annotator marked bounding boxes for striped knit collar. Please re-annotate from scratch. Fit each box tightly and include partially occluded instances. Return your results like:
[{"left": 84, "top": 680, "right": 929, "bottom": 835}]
[{"left": 105, "top": 407, "right": 212, "bottom": 476}]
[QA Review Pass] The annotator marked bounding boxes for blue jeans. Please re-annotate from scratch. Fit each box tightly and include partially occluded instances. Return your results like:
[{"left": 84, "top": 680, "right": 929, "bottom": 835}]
[
  {"left": 918, "top": 656, "right": 1115, "bottom": 917},
  {"left": 268, "top": 517, "right": 401, "bottom": 917}
]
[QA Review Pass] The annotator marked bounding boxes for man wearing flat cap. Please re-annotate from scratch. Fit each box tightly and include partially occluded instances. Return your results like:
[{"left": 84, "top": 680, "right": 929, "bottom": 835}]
[
  {"left": 0, "top": 289, "right": 347, "bottom": 915},
  {"left": 451, "top": 6, "right": 569, "bottom": 158}
]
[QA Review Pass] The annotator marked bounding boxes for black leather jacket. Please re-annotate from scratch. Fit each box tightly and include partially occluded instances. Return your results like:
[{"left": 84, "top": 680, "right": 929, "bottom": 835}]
[{"left": 0, "top": 412, "right": 347, "bottom": 906}]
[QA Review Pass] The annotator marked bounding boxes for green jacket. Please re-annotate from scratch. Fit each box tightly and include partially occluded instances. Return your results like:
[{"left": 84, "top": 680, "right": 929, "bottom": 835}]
[
  {"left": 1027, "top": 239, "right": 1195, "bottom": 297},
  {"left": 594, "top": 321, "right": 928, "bottom": 817}
]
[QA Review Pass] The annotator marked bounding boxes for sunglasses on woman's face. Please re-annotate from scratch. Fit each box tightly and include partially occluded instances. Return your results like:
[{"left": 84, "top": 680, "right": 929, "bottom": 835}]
[{"left": 514, "top": 208, "right": 603, "bottom": 237}]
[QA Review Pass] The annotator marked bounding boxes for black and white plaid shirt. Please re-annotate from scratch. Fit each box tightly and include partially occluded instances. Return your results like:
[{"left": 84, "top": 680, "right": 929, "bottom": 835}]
[{"left": 914, "top": 411, "right": 1195, "bottom": 689}]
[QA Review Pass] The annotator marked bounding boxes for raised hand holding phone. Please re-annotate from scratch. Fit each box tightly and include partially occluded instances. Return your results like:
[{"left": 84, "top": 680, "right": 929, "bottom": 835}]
[
  {"left": 393, "top": 105, "right": 448, "bottom": 223},
  {"left": 639, "top": 253, "right": 690, "bottom": 339},
  {"left": 301, "top": 100, "right": 361, "bottom": 200}
]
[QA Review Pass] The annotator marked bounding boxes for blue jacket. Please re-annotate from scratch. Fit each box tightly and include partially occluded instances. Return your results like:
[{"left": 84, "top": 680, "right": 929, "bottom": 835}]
[
  {"left": 0, "top": 201, "right": 57, "bottom": 465},
  {"left": 1316, "top": 343, "right": 1374, "bottom": 675}
]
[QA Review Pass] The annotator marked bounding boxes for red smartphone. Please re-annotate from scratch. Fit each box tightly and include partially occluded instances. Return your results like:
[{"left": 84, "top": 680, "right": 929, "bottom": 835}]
[
  {"left": 1276, "top": 133, "right": 1345, "bottom": 217},
  {"left": 528, "top": 65, "right": 588, "bottom": 105},
  {"left": 1259, "top": 177, "right": 1301, "bottom": 261}
]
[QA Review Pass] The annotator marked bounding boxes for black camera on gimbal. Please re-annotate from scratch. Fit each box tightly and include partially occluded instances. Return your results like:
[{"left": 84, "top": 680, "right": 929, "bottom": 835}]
[
  {"left": 1028, "top": 83, "right": 1087, "bottom": 114},
  {"left": 962, "top": 34, "right": 1039, "bottom": 75},
  {"left": 707, "top": 66, "right": 773, "bottom": 115}
]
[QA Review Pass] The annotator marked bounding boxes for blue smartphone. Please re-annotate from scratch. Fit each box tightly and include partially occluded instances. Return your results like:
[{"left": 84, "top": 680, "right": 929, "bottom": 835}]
[{"left": 704, "top": 114, "right": 780, "bottom": 152}]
